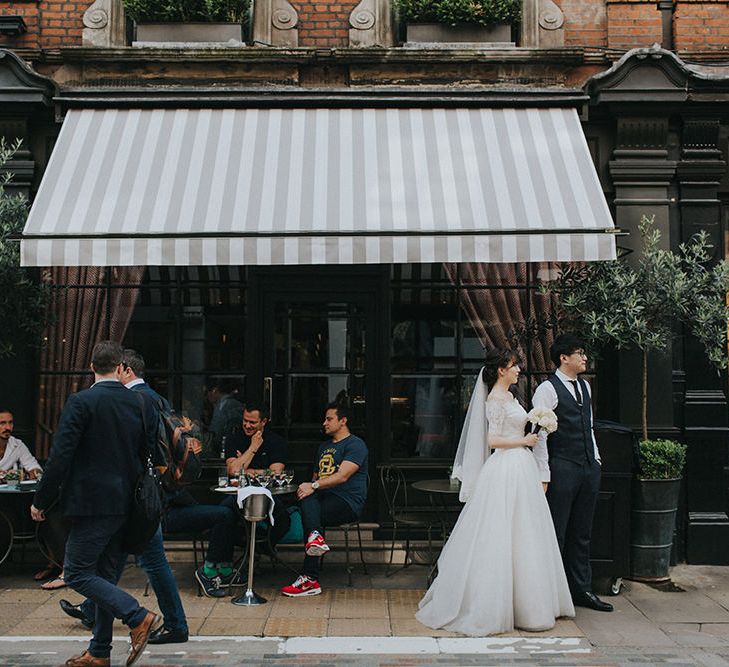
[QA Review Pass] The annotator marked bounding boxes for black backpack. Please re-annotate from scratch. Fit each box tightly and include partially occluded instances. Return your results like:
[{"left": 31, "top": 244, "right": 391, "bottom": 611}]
[{"left": 154, "top": 399, "right": 203, "bottom": 491}]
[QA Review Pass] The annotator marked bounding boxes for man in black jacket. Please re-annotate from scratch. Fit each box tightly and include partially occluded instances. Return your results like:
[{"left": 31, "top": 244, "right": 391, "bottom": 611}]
[{"left": 31, "top": 341, "right": 162, "bottom": 667}]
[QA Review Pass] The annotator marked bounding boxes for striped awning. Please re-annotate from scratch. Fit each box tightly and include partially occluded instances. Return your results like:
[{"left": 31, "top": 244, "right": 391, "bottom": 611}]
[{"left": 21, "top": 107, "right": 616, "bottom": 267}]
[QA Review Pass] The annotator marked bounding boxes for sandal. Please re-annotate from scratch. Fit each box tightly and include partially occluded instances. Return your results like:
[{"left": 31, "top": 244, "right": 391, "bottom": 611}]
[
  {"left": 33, "top": 565, "right": 60, "bottom": 582},
  {"left": 41, "top": 574, "right": 66, "bottom": 590}
]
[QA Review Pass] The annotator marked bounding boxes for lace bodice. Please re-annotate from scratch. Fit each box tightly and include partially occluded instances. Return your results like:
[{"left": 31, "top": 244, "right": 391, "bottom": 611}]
[{"left": 485, "top": 395, "right": 528, "bottom": 440}]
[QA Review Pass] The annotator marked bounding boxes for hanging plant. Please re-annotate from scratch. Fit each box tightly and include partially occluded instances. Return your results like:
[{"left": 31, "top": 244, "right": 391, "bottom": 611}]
[{"left": 395, "top": 0, "right": 521, "bottom": 27}]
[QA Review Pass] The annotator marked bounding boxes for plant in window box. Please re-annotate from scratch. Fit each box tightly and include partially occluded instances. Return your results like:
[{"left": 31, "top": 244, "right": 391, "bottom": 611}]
[
  {"left": 124, "top": 0, "right": 251, "bottom": 45},
  {"left": 395, "top": 0, "right": 520, "bottom": 46}
]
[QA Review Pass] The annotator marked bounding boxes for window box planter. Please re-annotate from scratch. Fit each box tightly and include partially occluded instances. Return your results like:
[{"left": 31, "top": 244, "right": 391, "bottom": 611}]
[
  {"left": 134, "top": 21, "right": 244, "bottom": 45},
  {"left": 404, "top": 22, "right": 513, "bottom": 47}
]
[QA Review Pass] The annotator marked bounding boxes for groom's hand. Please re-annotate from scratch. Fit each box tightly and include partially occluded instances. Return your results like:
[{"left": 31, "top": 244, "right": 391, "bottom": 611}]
[{"left": 542, "top": 483, "right": 548, "bottom": 493}]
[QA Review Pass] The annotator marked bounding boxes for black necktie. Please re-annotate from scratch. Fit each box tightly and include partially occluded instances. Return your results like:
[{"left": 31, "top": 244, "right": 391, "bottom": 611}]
[{"left": 570, "top": 380, "right": 583, "bottom": 406}]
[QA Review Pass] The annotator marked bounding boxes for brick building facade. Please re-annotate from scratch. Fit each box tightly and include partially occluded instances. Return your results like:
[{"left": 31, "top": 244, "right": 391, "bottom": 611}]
[{"left": 0, "top": 0, "right": 728, "bottom": 571}]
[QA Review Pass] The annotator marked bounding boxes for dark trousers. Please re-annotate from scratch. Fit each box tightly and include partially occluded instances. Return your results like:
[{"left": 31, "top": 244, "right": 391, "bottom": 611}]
[
  {"left": 80, "top": 524, "right": 188, "bottom": 634},
  {"left": 164, "top": 502, "right": 238, "bottom": 564},
  {"left": 63, "top": 514, "right": 149, "bottom": 659},
  {"left": 299, "top": 491, "right": 357, "bottom": 580},
  {"left": 546, "top": 458, "right": 601, "bottom": 595}
]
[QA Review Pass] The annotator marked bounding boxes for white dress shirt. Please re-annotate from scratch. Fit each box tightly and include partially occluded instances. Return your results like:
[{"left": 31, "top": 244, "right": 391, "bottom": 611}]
[
  {"left": 0, "top": 436, "right": 42, "bottom": 472},
  {"left": 532, "top": 369, "right": 601, "bottom": 482}
]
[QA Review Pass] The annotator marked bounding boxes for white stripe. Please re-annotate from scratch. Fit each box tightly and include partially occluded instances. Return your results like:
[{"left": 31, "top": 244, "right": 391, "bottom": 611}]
[
  {"left": 432, "top": 109, "right": 461, "bottom": 229},
  {"left": 338, "top": 109, "right": 354, "bottom": 232},
  {"left": 409, "top": 109, "right": 434, "bottom": 231},
  {"left": 457, "top": 110, "right": 489, "bottom": 230},
  {"left": 63, "top": 238, "right": 80, "bottom": 266},
  {"left": 204, "top": 110, "right": 236, "bottom": 232},
  {"left": 504, "top": 109, "right": 543, "bottom": 230},
  {"left": 311, "top": 109, "right": 330, "bottom": 231},
  {"left": 479, "top": 110, "right": 513, "bottom": 230},
  {"left": 284, "top": 237, "right": 298, "bottom": 263},
  {"left": 386, "top": 109, "right": 407, "bottom": 230},
  {"left": 285, "top": 110, "right": 307, "bottom": 233},
  {"left": 362, "top": 110, "right": 381, "bottom": 232},
  {"left": 258, "top": 109, "right": 283, "bottom": 232},
  {"left": 527, "top": 108, "right": 567, "bottom": 229},
  {"left": 365, "top": 236, "right": 380, "bottom": 263},
  {"left": 230, "top": 109, "right": 259, "bottom": 232},
  {"left": 178, "top": 109, "right": 213, "bottom": 233}
]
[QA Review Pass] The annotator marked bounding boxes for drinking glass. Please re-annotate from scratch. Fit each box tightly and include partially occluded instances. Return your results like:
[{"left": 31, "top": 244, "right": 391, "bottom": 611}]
[
  {"left": 284, "top": 469, "right": 295, "bottom": 485},
  {"left": 218, "top": 468, "right": 228, "bottom": 488}
]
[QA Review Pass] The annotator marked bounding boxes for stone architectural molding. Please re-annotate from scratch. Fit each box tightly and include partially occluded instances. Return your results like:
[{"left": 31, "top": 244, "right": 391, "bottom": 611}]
[
  {"left": 252, "top": 0, "right": 299, "bottom": 48},
  {"left": 82, "top": 0, "right": 127, "bottom": 48},
  {"left": 349, "top": 0, "right": 394, "bottom": 47},
  {"left": 0, "top": 49, "right": 57, "bottom": 108},
  {"left": 520, "top": 0, "right": 565, "bottom": 48}
]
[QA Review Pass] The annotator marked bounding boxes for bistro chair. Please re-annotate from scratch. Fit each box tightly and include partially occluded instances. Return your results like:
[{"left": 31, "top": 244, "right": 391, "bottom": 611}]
[
  {"left": 379, "top": 464, "right": 439, "bottom": 577},
  {"left": 334, "top": 520, "right": 368, "bottom": 587}
]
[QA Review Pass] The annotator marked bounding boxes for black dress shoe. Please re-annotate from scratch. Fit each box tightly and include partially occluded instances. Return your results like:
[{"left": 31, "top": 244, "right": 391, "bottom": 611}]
[
  {"left": 573, "top": 591, "right": 614, "bottom": 612},
  {"left": 147, "top": 626, "right": 189, "bottom": 645},
  {"left": 59, "top": 599, "right": 95, "bottom": 629}
]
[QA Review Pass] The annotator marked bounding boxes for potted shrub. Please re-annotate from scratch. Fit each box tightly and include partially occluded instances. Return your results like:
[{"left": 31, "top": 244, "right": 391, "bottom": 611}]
[
  {"left": 541, "top": 214, "right": 729, "bottom": 581},
  {"left": 124, "top": 0, "right": 250, "bottom": 44},
  {"left": 395, "top": 0, "right": 520, "bottom": 46}
]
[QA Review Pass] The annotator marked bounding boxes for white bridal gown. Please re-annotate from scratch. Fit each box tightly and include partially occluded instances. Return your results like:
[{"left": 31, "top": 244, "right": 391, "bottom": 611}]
[{"left": 416, "top": 395, "right": 574, "bottom": 636}]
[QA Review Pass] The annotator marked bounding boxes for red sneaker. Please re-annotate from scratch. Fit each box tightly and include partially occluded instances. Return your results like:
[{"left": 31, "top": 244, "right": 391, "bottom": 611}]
[
  {"left": 281, "top": 575, "right": 322, "bottom": 597},
  {"left": 305, "top": 531, "right": 330, "bottom": 557}
]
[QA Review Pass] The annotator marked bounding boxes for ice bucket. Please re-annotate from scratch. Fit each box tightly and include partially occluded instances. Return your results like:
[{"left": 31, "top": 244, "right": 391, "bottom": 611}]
[{"left": 243, "top": 493, "right": 272, "bottom": 522}]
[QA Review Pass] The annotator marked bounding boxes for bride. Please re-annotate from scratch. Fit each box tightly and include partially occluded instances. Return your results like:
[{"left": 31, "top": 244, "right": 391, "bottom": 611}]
[{"left": 416, "top": 348, "right": 574, "bottom": 636}]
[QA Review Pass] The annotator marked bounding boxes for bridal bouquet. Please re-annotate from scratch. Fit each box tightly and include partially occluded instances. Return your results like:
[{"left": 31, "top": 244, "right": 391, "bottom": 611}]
[{"left": 526, "top": 407, "right": 558, "bottom": 434}]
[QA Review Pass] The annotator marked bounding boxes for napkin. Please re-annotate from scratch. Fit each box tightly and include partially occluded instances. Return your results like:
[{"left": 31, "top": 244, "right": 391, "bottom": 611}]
[{"left": 236, "top": 486, "right": 275, "bottom": 525}]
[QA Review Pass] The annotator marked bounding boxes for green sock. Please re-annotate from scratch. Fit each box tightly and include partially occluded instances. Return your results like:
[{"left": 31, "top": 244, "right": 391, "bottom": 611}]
[
  {"left": 203, "top": 562, "right": 217, "bottom": 577},
  {"left": 218, "top": 564, "right": 233, "bottom": 577}
]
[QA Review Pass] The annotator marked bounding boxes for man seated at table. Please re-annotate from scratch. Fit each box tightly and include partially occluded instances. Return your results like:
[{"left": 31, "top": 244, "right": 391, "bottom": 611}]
[
  {"left": 281, "top": 398, "right": 368, "bottom": 597},
  {"left": 222, "top": 401, "right": 291, "bottom": 547},
  {"left": 0, "top": 408, "right": 42, "bottom": 479}
]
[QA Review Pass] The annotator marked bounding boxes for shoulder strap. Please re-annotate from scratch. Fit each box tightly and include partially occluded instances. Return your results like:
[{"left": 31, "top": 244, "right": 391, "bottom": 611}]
[{"left": 134, "top": 391, "right": 152, "bottom": 463}]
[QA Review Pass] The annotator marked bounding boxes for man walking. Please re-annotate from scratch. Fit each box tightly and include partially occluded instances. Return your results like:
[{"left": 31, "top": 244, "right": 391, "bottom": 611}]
[
  {"left": 59, "top": 348, "right": 191, "bottom": 645},
  {"left": 532, "top": 333, "right": 613, "bottom": 612},
  {"left": 31, "top": 341, "right": 162, "bottom": 666}
]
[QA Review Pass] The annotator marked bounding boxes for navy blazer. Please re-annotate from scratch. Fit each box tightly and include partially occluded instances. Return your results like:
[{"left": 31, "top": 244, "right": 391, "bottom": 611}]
[{"left": 34, "top": 380, "right": 157, "bottom": 517}]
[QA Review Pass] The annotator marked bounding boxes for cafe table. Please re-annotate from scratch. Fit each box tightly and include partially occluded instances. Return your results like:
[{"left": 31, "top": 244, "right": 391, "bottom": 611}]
[
  {"left": 0, "top": 481, "right": 39, "bottom": 566},
  {"left": 411, "top": 478, "right": 463, "bottom": 585}
]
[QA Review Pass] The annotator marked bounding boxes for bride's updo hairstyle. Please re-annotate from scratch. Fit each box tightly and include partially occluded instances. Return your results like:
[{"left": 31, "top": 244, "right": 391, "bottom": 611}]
[{"left": 482, "top": 348, "right": 521, "bottom": 392}]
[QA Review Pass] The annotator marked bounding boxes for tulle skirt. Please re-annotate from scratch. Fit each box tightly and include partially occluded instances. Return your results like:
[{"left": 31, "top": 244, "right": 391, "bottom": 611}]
[{"left": 416, "top": 447, "right": 574, "bottom": 636}]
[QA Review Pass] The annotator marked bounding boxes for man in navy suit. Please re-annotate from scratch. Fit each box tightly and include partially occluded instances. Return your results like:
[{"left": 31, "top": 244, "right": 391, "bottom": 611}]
[{"left": 31, "top": 341, "right": 162, "bottom": 667}]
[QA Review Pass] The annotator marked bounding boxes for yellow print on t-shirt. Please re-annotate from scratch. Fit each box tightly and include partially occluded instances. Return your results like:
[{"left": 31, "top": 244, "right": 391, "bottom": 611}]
[{"left": 318, "top": 449, "right": 338, "bottom": 478}]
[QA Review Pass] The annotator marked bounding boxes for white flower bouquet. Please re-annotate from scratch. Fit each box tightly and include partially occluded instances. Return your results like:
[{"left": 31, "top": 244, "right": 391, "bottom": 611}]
[{"left": 526, "top": 407, "right": 558, "bottom": 434}]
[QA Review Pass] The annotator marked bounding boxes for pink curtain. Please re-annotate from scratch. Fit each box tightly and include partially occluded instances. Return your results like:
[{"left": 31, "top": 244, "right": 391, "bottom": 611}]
[
  {"left": 36, "top": 266, "right": 145, "bottom": 458},
  {"left": 446, "top": 263, "right": 559, "bottom": 374}
]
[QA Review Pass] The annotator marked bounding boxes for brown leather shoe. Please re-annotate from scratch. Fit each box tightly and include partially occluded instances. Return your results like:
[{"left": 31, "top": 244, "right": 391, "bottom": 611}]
[
  {"left": 64, "top": 651, "right": 110, "bottom": 666},
  {"left": 127, "top": 610, "right": 161, "bottom": 667}
]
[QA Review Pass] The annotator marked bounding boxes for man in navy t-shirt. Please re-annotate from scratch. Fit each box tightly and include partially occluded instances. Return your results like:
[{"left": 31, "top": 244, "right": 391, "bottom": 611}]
[{"left": 281, "top": 401, "right": 368, "bottom": 597}]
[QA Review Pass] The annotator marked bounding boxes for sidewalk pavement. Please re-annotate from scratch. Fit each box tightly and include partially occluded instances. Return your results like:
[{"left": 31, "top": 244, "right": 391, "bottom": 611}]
[{"left": 1, "top": 561, "right": 729, "bottom": 665}]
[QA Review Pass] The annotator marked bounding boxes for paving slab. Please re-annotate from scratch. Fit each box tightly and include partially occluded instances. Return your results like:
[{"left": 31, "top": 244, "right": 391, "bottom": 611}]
[
  {"left": 264, "top": 617, "right": 328, "bottom": 636},
  {"left": 626, "top": 585, "right": 729, "bottom": 624},
  {"left": 328, "top": 618, "right": 392, "bottom": 636},
  {"left": 572, "top": 594, "right": 677, "bottom": 647}
]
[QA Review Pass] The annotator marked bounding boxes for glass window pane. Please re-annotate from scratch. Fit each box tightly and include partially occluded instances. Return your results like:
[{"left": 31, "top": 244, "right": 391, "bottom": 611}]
[
  {"left": 390, "top": 376, "right": 458, "bottom": 459},
  {"left": 456, "top": 263, "right": 528, "bottom": 286}
]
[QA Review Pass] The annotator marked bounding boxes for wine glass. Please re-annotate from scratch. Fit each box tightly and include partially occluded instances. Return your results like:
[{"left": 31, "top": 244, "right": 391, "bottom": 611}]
[{"left": 284, "top": 468, "right": 295, "bottom": 486}]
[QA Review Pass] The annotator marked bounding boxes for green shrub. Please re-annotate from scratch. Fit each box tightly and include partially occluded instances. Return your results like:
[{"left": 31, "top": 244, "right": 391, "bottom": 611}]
[
  {"left": 639, "top": 439, "right": 687, "bottom": 480},
  {"left": 395, "top": 0, "right": 521, "bottom": 27},
  {"left": 124, "top": 0, "right": 250, "bottom": 23}
]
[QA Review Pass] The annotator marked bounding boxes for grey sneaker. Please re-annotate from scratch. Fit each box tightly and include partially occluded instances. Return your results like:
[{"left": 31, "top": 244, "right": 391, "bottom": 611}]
[{"left": 194, "top": 567, "right": 228, "bottom": 598}]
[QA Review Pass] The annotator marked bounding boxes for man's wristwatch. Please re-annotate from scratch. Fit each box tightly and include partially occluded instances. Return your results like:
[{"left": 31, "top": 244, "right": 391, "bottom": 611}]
[{"left": 311, "top": 481, "right": 320, "bottom": 491}]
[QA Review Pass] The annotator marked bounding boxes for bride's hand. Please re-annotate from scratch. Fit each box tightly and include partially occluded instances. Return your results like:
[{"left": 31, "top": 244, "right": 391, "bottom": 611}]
[{"left": 523, "top": 433, "right": 539, "bottom": 447}]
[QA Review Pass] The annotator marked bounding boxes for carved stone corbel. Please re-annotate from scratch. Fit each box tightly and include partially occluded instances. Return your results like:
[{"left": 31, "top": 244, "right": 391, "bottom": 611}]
[
  {"left": 82, "top": 0, "right": 127, "bottom": 47},
  {"left": 252, "top": 0, "right": 299, "bottom": 48},
  {"left": 520, "top": 0, "right": 564, "bottom": 48},
  {"left": 349, "top": 0, "right": 394, "bottom": 47}
]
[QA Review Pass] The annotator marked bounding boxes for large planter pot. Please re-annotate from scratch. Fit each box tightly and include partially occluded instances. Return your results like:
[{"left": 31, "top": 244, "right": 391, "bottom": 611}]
[
  {"left": 404, "top": 22, "right": 513, "bottom": 48},
  {"left": 630, "top": 478, "right": 681, "bottom": 582},
  {"left": 134, "top": 22, "right": 243, "bottom": 45}
]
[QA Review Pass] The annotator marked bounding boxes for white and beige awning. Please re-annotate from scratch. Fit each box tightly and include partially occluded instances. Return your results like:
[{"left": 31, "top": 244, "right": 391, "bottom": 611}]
[{"left": 21, "top": 107, "right": 616, "bottom": 267}]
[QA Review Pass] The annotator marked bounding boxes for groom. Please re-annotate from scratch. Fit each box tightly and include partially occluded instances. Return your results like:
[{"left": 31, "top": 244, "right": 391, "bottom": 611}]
[{"left": 532, "top": 334, "right": 613, "bottom": 612}]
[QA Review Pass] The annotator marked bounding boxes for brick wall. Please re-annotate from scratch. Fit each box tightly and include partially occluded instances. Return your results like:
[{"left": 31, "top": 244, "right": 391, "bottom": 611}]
[
  {"left": 560, "top": 0, "right": 608, "bottom": 48},
  {"left": 0, "top": 1, "right": 92, "bottom": 49},
  {"left": 606, "top": 0, "right": 662, "bottom": 50},
  {"left": 674, "top": 1, "right": 729, "bottom": 51},
  {"left": 293, "top": 0, "right": 359, "bottom": 47}
]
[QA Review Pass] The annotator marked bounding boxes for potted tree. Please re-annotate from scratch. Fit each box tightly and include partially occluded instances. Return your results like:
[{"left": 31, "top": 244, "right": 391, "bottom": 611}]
[
  {"left": 395, "top": 0, "right": 520, "bottom": 46},
  {"left": 124, "top": 0, "right": 250, "bottom": 45},
  {"left": 0, "top": 138, "right": 49, "bottom": 358},
  {"left": 541, "top": 215, "right": 729, "bottom": 581}
]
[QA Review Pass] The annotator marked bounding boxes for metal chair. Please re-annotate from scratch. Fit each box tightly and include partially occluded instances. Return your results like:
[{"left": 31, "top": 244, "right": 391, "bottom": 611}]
[
  {"left": 335, "top": 520, "right": 368, "bottom": 587},
  {"left": 379, "top": 465, "right": 439, "bottom": 576}
]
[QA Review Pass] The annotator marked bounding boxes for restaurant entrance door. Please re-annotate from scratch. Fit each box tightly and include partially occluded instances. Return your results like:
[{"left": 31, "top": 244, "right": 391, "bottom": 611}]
[{"left": 246, "top": 267, "right": 387, "bottom": 520}]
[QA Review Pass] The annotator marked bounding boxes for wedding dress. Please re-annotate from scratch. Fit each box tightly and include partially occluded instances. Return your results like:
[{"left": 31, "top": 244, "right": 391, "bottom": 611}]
[{"left": 416, "top": 394, "right": 574, "bottom": 636}]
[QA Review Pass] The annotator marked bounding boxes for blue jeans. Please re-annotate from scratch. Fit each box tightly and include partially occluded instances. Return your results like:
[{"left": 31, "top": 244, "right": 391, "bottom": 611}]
[
  {"left": 80, "top": 525, "right": 188, "bottom": 634},
  {"left": 164, "top": 502, "right": 237, "bottom": 564},
  {"left": 64, "top": 515, "right": 149, "bottom": 659},
  {"left": 299, "top": 492, "right": 357, "bottom": 580}
]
